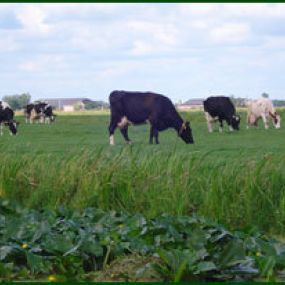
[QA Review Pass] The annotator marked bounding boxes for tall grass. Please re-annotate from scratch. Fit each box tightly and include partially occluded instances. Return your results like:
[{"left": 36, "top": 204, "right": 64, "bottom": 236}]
[
  {"left": 1, "top": 110, "right": 284, "bottom": 234},
  {"left": 1, "top": 145, "right": 285, "bottom": 235}
]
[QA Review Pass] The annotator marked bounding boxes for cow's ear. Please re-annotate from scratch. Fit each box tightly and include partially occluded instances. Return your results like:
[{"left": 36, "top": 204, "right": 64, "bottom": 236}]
[{"left": 185, "top": 121, "right": 190, "bottom": 127}]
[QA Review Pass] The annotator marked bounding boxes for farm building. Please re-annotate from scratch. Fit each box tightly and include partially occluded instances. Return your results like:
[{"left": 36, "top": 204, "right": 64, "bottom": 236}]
[
  {"left": 40, "top": 98, "right": 92, "bottom": 111},
  {"left": 176, "top": 98, "right": 204, "bottom": 110}
]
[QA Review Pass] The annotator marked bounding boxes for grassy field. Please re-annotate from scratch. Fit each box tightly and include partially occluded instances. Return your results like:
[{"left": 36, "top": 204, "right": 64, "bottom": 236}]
[{"left": 1, "top": 110, "right": 285, "bottom": 235}]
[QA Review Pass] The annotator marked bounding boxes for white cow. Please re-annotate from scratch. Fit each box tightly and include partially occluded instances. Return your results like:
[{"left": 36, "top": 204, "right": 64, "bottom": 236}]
[{"left": 247, "top": 98, "right": 281, "bottom": 129}]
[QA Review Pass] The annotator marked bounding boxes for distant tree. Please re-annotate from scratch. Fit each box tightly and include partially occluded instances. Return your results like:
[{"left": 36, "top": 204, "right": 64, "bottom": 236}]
[
  {"left": 273, "top": 100, "right": 285, "bottom": 107},
  {"left": 230, "top": 96, "right": 247, "bottom": 107},
  {"left": 261, "top": 92, "right": 269, "bottom": 98},
  {"left": 2, "top": 93, "right": 31, "bottom": 110},
  {"left": 84, "top": 100, "right": 109, "bottom": 110}
]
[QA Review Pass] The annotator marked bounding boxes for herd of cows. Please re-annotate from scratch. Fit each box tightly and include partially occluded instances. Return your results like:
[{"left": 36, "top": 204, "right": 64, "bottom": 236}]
[
  {"left": 108, "top": 91, "right": 281, "bottom": 145},
  {"left": 0, "top": 101, "right": 56, "bottom": 136},
  {"left": 0, "top": 91, "right": 282, "bottom": 145}
]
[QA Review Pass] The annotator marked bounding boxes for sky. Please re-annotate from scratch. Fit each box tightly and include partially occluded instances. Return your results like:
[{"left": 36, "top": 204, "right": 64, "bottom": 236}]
[{"left": 0, "top": 3, "right": 285, "bottom": 103}]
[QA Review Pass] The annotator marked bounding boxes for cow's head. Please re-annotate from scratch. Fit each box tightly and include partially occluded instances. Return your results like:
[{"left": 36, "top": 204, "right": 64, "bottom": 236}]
[
  {"left": 179, "top": 121, "right": 194, "bottom": 144},
  {"left": 231, "top": 114, "right": 241, "bottom": 130},
  {"left": 50, "top": 114, "right": 56, "bottom": 122},
  {"left": 269, "top": 112, "right": 281, "bottom": 129},
  {"left": 7, "top": 120, "right": 18, "bottom": 135}
]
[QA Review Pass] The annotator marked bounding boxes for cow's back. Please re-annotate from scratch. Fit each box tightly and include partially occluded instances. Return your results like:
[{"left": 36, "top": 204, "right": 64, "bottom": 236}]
[
  {"left": 2, "top": 102, "right": 11, "bottom": 109},
  {"left": 248, "top": 98, "right": 275, "bottom": 117},
  {"left": 109, "top": 91, "right": 174, "bottom": 124},
  {"left": 25, "top": 104, "right": 34, "bottom": 114},
  {"left": 0, "top": 107, "right": 14, "bottom": 121},
  {"left": 204, "top": 96, "right": 235, "bottom": 118}
]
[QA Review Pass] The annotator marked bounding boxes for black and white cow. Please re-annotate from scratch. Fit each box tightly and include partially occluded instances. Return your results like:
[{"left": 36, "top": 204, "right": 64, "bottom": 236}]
[
  {"left": 0, "top": 101, "right": 17, "bottom": 135},
  {"left": 24, "top": 103, "right": 46, "bottom": 123},
  {"left": 203, "top": 96, "right": 240, "bottom": 133},
  {"left": 43, "top": 105, "right": 56, "bottom": 124},
  {"left": 24, "top": 103, "right": 35, "bottom": 123},
  {"left": 24, "top": 102, "right": 55, "bottom": 124},
  {"left": 108, "top": 90, "right": 194, "bottom": 145}
]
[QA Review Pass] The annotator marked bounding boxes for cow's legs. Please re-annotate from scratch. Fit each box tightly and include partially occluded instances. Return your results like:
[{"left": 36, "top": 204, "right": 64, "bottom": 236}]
[
  {"left": 149, "top": 126, "right": 159, "bottom": 144},
  {"left": 205, "top": 112, "right": 214, "bottom": 133},
  {"left": 149, "top": 116, "right": 160, "bottom": 144},
  {"left": 120, "top": 125, "right": 131, "bottom": 144},
  {"left": 45, "top": 117, "right": 50, "bottom": 124},
  {"left": 109, "top": 115, "right": 121, "bottom": 145},
  {"left": 0, "top": 123, "right": 3, "bottom": 136},
  {"left": 154, "top": 128, "right": 159, "bottom": 144},
  {"left": 149, "top": 126, "right": 154, "bottom": 144},
  {"left": 109, "top": 123, "right": 116, "bottom": 145},
  {"left": 149, "top": 129, "right": 153, "bottom": 144},
  {"left": 219, "top": 119, "right": 223, "bottom": 133},
  {"left": 261, "top": 113, "right": 269, "bottom": 129}
]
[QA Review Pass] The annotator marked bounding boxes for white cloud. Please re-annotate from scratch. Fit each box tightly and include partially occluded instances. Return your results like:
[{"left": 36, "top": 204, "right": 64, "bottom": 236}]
[
  {"left": 210, "top": 23, "right": 251, "bottom": 44},
  {"left": 223, "top": 4, "right": 285, "bottom": 19},
  {"left": 18, "top": 55, "right": 66, "bottom": 72},
  {"left": 15, "top": 6, "right": 51, "bottom": 36},
  {"left": 178, "top": 4, "right": 218, "bottom": 17},
  {"left": 131, "top": 41, "right": 154, "bottom": 56},
  {"left": 128, "top": 20, "right": 179, "bottom": 56},
  {"left": 0, "top": 3, "right": 285, "bottom": 100},
  {"left": 0, "top": 35, "right": 19, "bottom": 52},
  {"left": 263, "top": 35, "right": 285, "bottom": 49}
]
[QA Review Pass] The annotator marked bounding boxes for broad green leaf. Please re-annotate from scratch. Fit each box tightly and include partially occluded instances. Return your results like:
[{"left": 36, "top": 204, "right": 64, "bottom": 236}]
[
  {"left": 26, "top": 252, "right": 48, "bottom": 274},
  {"left": 0, "top": 246, "right": 13, "bottom": 260},
  {"left": 196, "top": 261, "right": 217, "bottom": 273},
  {"left": 219, "top": 240, "right": 246, "bottom": 268}
]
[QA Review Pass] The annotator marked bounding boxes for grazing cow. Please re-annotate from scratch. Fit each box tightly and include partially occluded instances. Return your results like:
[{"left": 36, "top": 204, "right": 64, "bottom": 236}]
[
  {"left": 0, "top": 102, "right": 17, "bottom": 135},
  {"left": 108, "top": 90, "right": 194, "bottom": 145},
  {"left": 24, "top": 102, "right": 52, "bottom": 124},
  {"left": 43, "top": 105, "right": 56, "bottom": 124},
  {"left": 203, "top": 96, "right": 240, "bottom": 133},
  {"left": 247, "top": 98, "right": 281, "bottom": 129},
  {"left": 24, "top": 103, "right": 33, "bottom": 123}
]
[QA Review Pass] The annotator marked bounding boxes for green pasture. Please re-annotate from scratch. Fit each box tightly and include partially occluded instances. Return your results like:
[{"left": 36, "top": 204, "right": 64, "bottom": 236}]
[{"left": 0, "top": 110, "right": 285, "bottom": 235}]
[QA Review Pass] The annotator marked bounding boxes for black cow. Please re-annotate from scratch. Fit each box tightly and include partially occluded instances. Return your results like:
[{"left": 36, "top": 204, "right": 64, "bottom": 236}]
[
  {"left": 203, "top": 96, "right": 240, "bottom": 133},
  {"left": 0, "top": 102, "right": 17, "bottom": 135},
  {"left": 108, "top": 90, "right": 194, "bottom": 145}
]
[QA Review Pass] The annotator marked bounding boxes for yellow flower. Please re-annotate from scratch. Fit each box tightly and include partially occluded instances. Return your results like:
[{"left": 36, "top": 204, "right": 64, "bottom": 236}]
[
  {"left": 118, "top": 224, "right": 124, "bottom": 228},
  {"left": 256, "top": 251, "right": 262, "bottom": 256},
  {"left": 48, "top": 275, "right": 57, "bottom": 282},
  {"left": 21, "top": 243, "right": 28, "bottom": 249}
]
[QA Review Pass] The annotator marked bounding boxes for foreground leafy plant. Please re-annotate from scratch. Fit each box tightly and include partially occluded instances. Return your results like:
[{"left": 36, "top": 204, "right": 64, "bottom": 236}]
[{"left": 0, "top": 199, "right": 285, "bottom": 281}]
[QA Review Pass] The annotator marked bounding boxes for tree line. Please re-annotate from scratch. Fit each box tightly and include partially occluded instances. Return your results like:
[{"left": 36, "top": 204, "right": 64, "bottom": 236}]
[
  {"left": 1, "top": 93, "right": 31, "bottom": 110},
  {"left": 2, "top": 93, "right": 284, "bottom": 111},
  {"left": 231, "top": 93, "right": 285, "bottom": 107},
  {"left": 1, "top": 94, "right": 109, "bottom": 110}
]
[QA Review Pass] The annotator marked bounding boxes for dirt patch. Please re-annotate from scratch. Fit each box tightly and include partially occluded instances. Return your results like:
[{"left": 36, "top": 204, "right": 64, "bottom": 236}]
[{"left": 91, "top": 254, "right": 163, "bottom": 282}]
